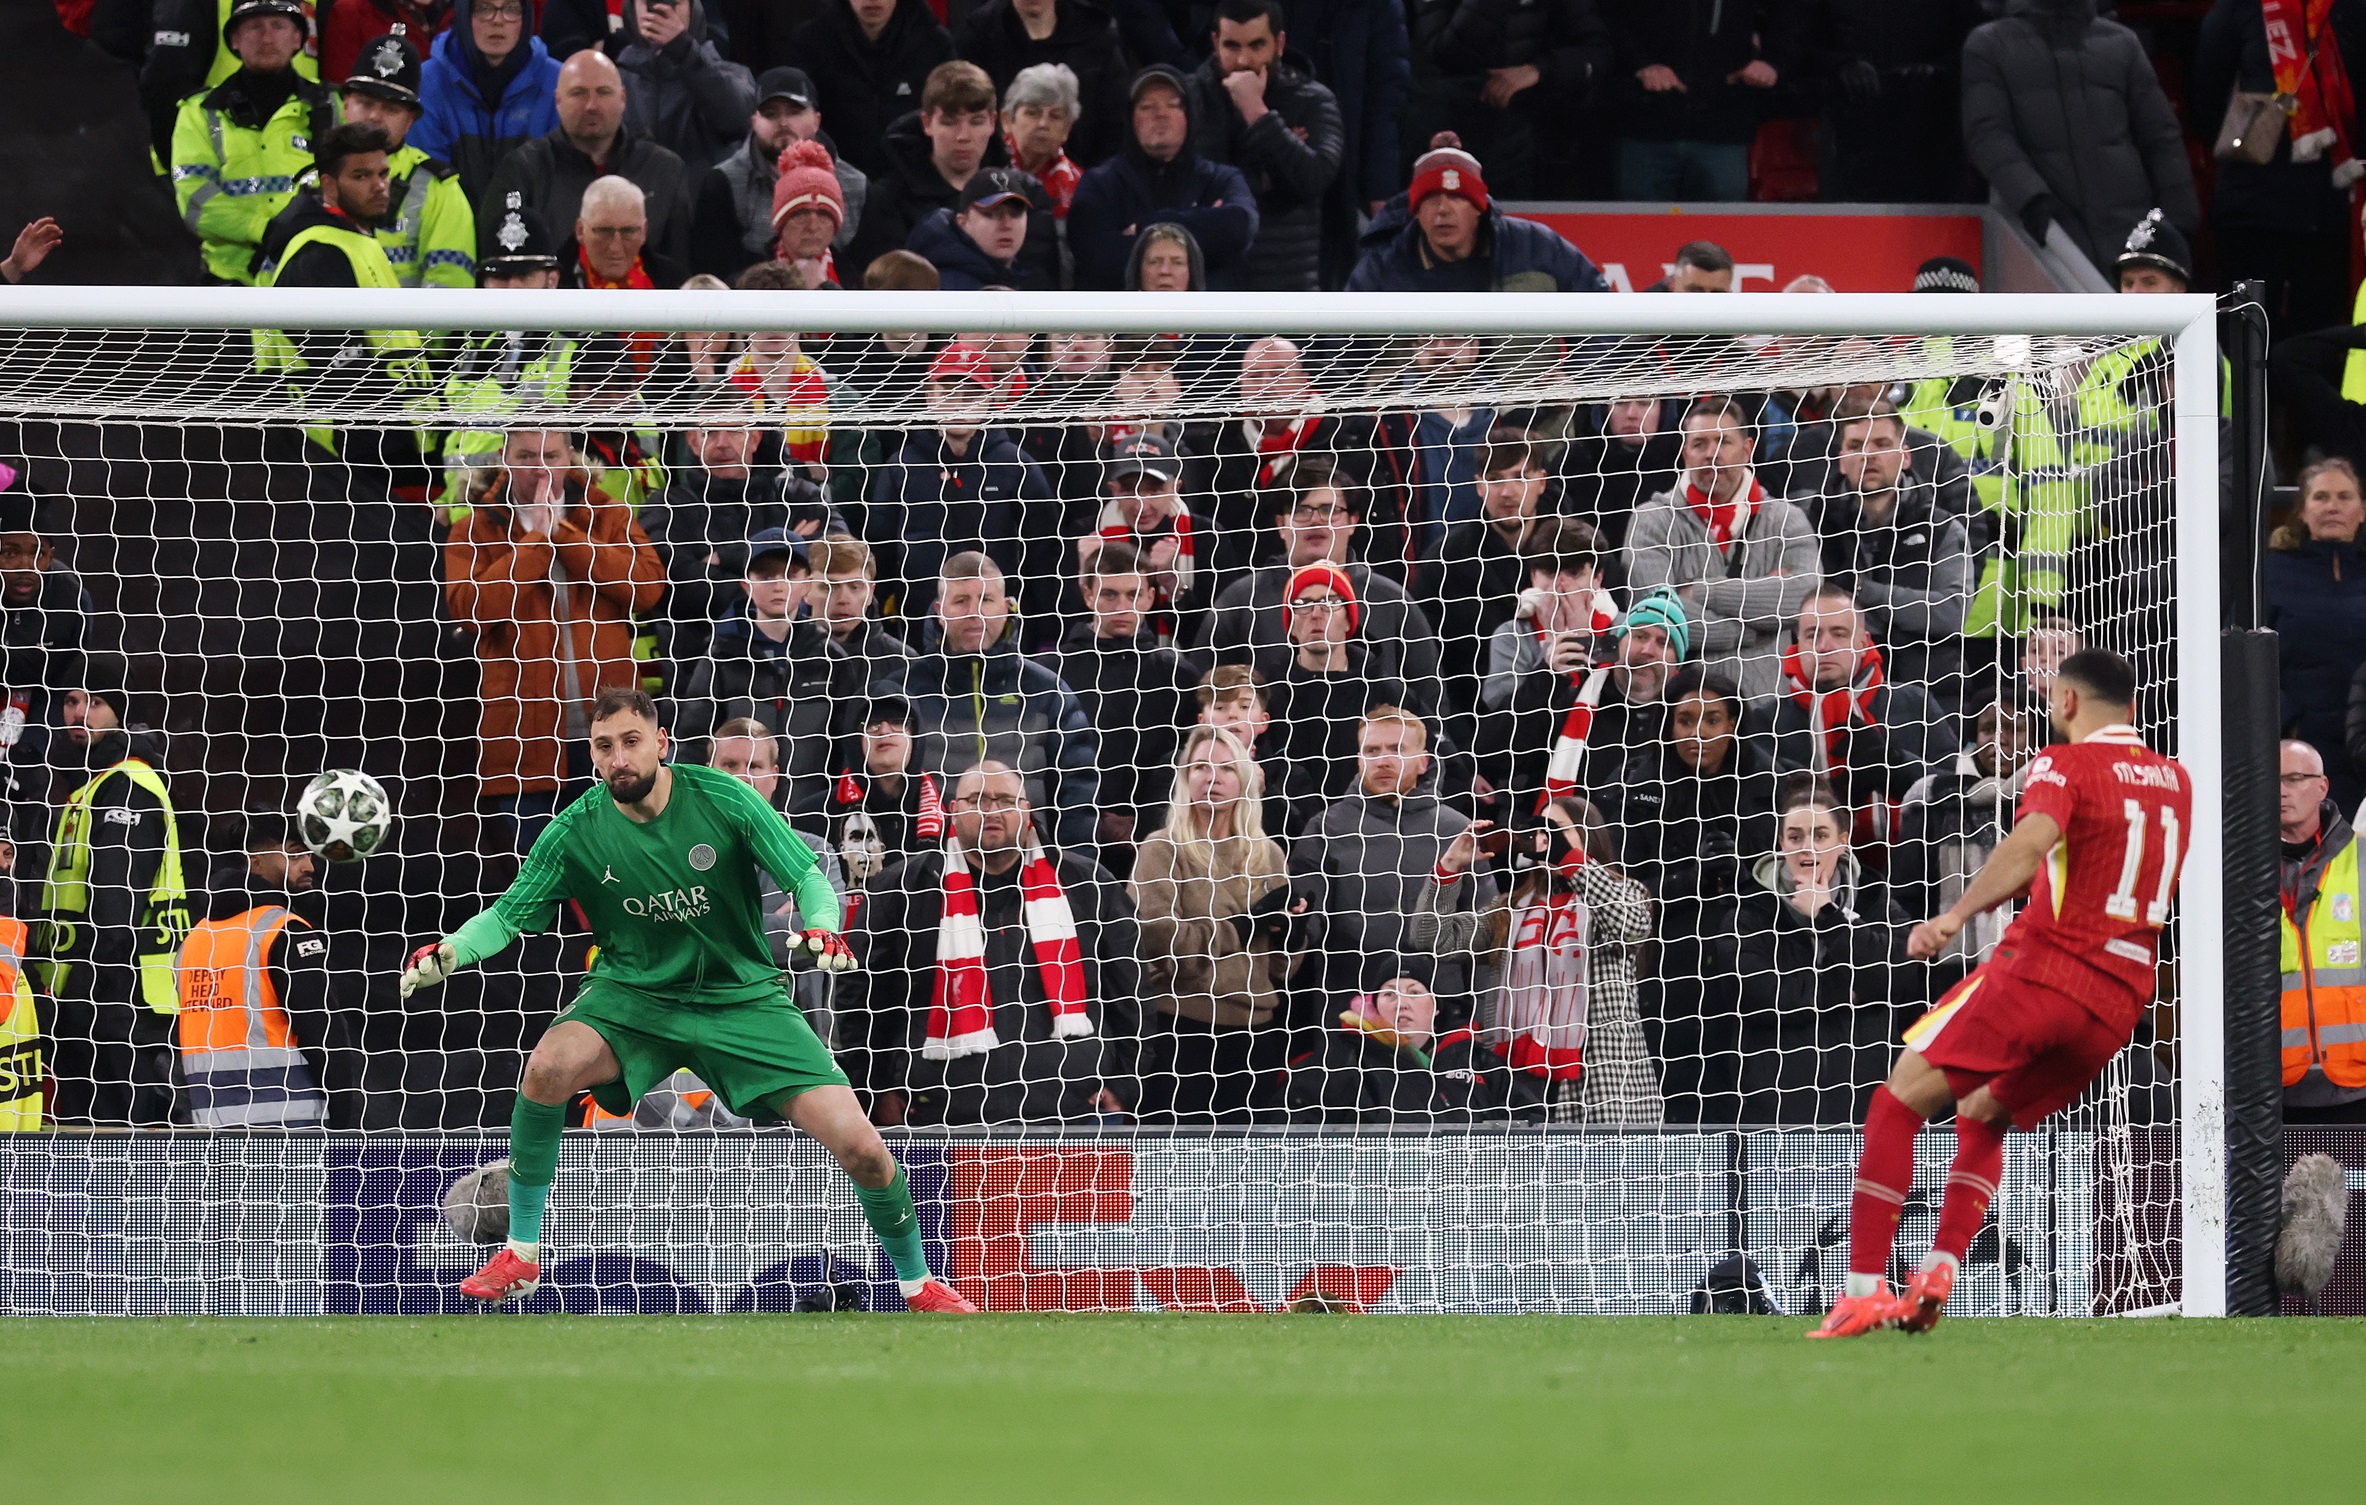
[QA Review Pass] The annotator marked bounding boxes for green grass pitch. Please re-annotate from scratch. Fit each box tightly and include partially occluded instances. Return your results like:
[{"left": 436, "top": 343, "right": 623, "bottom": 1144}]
[{"left": 9, "top": 1315, "right": 2359, "bottom": 1502}]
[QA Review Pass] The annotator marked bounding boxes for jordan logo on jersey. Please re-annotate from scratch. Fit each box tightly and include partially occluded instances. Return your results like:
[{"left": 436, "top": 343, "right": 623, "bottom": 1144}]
[{"left": 602, "top": 866, "right": 619, "bottom": 884}]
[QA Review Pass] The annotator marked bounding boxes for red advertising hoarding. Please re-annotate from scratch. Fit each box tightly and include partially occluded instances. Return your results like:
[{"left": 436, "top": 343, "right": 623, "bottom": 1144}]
[{"left": 1506, "top": 207, "right": 1985, "bottom": 294}]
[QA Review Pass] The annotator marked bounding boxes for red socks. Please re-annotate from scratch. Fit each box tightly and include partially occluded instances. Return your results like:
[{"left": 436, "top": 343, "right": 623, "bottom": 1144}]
[
  {"left": 1847, "top": 1086, "right": 1923, "bottom": 1282},
  {"left": 1931, "top": 1112, "right": 2007, "bottom": 1266}
]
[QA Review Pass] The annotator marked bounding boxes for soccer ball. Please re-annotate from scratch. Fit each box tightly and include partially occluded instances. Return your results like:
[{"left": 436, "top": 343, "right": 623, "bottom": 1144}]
[
  {"left": 442, "top": 1159, "right": 511, "bottom": 1246},
  {"left": 295, "top": 768, "right": 391, "bottom": 863}
]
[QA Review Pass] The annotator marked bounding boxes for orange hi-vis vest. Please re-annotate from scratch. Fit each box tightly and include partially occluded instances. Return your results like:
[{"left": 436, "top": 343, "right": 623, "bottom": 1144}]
[
  {"left": 2282, "top": 835, "right": 2366, "bottom": 1089},
  {"left": 0, "top": 914, "right": 41, "bottom": 1130},
  {"left": 175, "top": 905, "right": 326, "bottom": 1127}
]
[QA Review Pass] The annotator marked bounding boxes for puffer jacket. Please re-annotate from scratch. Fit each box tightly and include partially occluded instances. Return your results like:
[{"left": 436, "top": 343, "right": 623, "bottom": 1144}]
[
  {"left": 1130, "top": 832, "right": 1294, "bottom": 1027},
  {"left": 615, "top": 0, "right": 760, "bottom": 179},
  {"left": 883, "top": 622, "right": 1102, "bottom": 851},
  {"left": 1187, "top": 53, "right": 1345, "bottom": 292},
  {"left": 1960, "top": 0, "right": 2200, "bottom": 268},
  {"left": 1345, "top": 198, "right": 1608, "bottom": 293},
  {"left": 410, "top": 0, "right": 565, "bottom": 202},
  {"left": 441, "top": 466, "right": 666, "bottom": 793},
  {"left": 1069, "top": 66, "right": 1261, "bottom": 288},
  {"left": 784, "top": 0, "right": 957, "bottom": 179}
]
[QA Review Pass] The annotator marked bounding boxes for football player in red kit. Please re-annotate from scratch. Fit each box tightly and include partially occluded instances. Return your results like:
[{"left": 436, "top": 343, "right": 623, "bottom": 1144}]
[{"left": 1810, "top": 648, "right": 2191, "bottom": 1337}]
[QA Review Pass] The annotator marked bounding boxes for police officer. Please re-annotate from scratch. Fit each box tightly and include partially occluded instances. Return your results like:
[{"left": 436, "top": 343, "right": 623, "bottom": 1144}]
[
  {"left": 333, "top": 27, "right": 476, "bottom": 290},
  {"left": 170, "top": 0, "right": 338, "bottom": 285},
  {"left": 441, "top": 194, "right": 571, "bottom": 486},
  {"left": 37, "top": 659, "right": 190, "bottom": 1127},
  {"left": 176, "top": 813, "right": 354, "bottom": 1128}
]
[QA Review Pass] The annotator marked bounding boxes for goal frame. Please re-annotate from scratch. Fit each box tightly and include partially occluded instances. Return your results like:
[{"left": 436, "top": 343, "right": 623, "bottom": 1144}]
[{"left": 0, "top": 286, "right": 2229, "bottom": 1316}]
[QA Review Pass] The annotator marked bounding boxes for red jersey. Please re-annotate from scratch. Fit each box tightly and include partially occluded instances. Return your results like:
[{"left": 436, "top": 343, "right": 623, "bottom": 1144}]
[{"left": 1990, "top": 725, "right": 2192, "bottom": 1030}]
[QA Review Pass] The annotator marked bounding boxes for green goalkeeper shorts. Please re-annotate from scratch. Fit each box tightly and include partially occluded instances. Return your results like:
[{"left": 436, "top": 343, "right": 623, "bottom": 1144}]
[{"left": 554, "top": 978, "right": 849, "bottom": 1121}]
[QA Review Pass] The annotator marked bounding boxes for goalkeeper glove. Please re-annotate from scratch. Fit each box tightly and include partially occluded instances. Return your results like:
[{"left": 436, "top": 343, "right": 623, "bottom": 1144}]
[
  {"left": 401, "top": 942, "right": 457, "bottom": 998},
  {"left": 802, "top": 929, "right": 857, "bottom": 972}
]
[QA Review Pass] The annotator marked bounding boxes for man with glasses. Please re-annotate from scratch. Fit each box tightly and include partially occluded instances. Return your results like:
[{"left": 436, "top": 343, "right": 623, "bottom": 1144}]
[
  {"left": 842, "top": 760, "right": 1140, "bottom": 1126},
  {"left": 563, "top": 174, "right": 689, "bottom": 289},
  {"left": 481, "top": 47, "right": 695, "bottom": 269},
  {"left": 1196, "top": 458, "right": 1444, "bottom": 707},
  {"left": 2279, "top": 739, "right": 2366, "bottom": 1124},
  {"left": 412, "top": 0, "right": 565, "bottom": 203}
]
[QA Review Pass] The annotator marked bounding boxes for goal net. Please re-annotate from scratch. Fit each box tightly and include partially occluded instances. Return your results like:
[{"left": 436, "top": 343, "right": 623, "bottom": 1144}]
[{"left": 0, "top": 289, "right": 2222, "bottom": 1318}]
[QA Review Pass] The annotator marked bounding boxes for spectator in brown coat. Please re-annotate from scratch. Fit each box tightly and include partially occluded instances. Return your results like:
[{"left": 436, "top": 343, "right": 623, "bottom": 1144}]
[{"left": 443, "top": 426, "right": 667, "bottom": 851}]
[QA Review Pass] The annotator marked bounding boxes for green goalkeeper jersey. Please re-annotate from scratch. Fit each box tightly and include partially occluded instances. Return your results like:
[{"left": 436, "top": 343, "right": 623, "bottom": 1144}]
[{"left": 445, "top": 764, "right": 840, "bottom": 1007}]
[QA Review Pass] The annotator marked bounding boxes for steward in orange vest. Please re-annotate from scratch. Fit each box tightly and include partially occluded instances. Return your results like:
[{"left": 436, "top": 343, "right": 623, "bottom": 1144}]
[
  {"left": 2280, "top": 751, "right": 2366, "bottom": 1124},
  {"left": 175, "top": 821, "right": 350, "bottom": 1127}
]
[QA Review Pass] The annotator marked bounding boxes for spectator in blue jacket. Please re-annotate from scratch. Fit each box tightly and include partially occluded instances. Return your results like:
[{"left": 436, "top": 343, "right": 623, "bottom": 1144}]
[
  {"left": 1346, "top": 134, "right": 1607, "bottom": 293},
  {"left": 1069, "top": 65, "right": 1260, "bottom": 289},
  {"left": 866, "top": 342, "right": 1061, "bottom": 627},
  {"left": 412, "top": 0, "right": 565, "bottom": 203}
]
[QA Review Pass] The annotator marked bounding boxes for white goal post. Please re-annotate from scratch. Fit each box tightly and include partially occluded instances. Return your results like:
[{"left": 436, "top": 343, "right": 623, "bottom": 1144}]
[{"left": 0, "top": 286, "right": 2225, "bottom": 1317}]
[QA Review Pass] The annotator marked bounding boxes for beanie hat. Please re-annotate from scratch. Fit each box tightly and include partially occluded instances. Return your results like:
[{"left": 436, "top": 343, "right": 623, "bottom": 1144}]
[
  {"left": 770, "top": 140, "right": 847, "bottom": 231},
  {"left": 79, "top": 652, "right": 132, "bottom": 727},
  {"left": 1409, "top": 132, "right": 1488, "bottom": 213},
  {"left": 1912, "top": 255, "right": 1978, "bottom": 294},
  {"left": 1614, "top": 588, "right": 1692, "bottom": 662},
  {"left": 1283, "top": 562, "right": 1359, "bottom": 635}
]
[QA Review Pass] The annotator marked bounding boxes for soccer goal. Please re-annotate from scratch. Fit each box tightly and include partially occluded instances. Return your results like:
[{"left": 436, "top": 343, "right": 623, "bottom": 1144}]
[{"left": 0, "top": 285, "right": 2231, "bottom": 1318}]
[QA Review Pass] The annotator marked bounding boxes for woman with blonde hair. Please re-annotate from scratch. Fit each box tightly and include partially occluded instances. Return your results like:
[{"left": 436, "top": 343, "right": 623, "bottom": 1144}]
[{"left": 1130, "top": 724, "right": 1298, "bottom": 1122}]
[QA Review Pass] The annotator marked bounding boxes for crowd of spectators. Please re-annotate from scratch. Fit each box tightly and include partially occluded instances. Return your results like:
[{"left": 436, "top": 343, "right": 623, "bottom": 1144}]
[{"left": 14, "top": 0, "right": 2366, "bottom": 1134}]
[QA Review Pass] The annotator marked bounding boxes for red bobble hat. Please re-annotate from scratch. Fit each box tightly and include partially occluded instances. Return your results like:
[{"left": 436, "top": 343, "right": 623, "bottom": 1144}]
[
  {"left": 1408, "top": 133, "right": 1489, "bottom": 213},
  {"left": 770, "top": 140, "right": 847, "bottom": 231},
  {"left": 1283, "top": 562, "right": 1360, "bottom": 634}
]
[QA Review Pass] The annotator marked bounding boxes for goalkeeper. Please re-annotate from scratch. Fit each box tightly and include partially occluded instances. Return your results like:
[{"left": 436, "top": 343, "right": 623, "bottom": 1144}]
[{"left": 402, "top": 686, "right": 976, "bottom": 1312}]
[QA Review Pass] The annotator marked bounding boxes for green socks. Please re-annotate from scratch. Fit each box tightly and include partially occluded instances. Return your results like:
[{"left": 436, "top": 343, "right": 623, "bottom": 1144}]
[
  {"left": 506, "top": 1096, "right": 567, "bottom": 1258},
  {"left": 855, "top": 1163, "right": 932, "bottom": 1290}
]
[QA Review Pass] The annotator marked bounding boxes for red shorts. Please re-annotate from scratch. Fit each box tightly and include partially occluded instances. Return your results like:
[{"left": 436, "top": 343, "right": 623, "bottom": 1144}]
[{"left": 1901, "top": 967, "right": 2133, "bottom": 1131}]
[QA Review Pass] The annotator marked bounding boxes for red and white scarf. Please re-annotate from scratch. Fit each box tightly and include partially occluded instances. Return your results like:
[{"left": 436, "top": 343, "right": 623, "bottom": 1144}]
[
  {"left": 1782, "top": 639, "right": 1886, "bottom": 774},
  {"left": 1250, "top": 415, "right": 1322, "bottom": 486},
  {"left": 924, "top": 833, "right": 1094, "bottom": 1060},
  {"left": 2266, "top": 0, "right": 2365, "bottom": 188},
  {"left": 1009, "top": 135, "right": 1082, "bottom": 218},
  {"left": 1536, "top": 588, "right": 1621, "bottom": 809},
  {"left": 1096, "top": 499, "right": 1196, "bottom": 606},
  {"left": 832, "top": 768, "right": 946, "bottom": 840},
  {"left": 1683, "top": 468, "right": 1763, "bottom": 549},
  {"left": 1491, "top": 890, "right": 1589, "bottom": 1079}
]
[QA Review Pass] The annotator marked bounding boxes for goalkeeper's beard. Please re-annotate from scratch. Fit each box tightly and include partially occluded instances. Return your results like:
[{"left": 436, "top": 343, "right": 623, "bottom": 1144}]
[{"left": 605, "top": 767, "right": 660, "bottom": 806}]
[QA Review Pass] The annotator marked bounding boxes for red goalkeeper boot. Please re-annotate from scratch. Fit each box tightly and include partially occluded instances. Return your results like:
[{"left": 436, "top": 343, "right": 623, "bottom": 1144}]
[
  {"left": 459, "top": 1248, "right": 541, "bottom": 1303},
  {"left": 1895, "top": 1259, "right": 1957, "bottom": 1334},
  {"left": 905, "top": 1278, "right": 979, "bottom": 1313},
  {"left": 1805, "top": 1288, "right": 1899, "bottom": 1339}
]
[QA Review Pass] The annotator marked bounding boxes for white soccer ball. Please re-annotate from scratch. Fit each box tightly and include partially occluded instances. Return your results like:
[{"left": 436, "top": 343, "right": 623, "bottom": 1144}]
[
  {"left": 443, "top": 1159, "right": 512, "bottom": 1246},
  {"left": 295, "top": 768, "right": 392, "bottom": 863}
]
